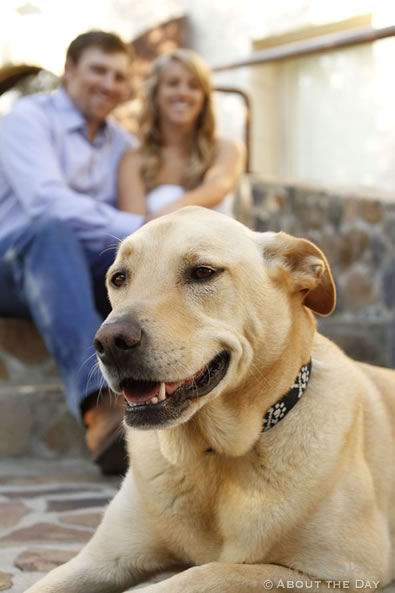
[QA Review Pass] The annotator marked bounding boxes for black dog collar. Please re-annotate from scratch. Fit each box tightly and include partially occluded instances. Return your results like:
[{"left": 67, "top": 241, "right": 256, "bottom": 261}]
[{"left": 262, "top": 359, "right": 312, "bottom": 432}]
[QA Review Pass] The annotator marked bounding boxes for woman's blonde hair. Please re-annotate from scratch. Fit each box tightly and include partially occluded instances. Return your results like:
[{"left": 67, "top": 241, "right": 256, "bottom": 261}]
[{"left": 138, "top": 48, "right": 217, "bottom": 191}]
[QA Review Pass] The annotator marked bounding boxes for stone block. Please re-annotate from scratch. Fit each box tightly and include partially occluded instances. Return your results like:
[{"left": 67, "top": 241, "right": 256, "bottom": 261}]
[
  {"left": 359, "top": 199, "right": 383, "bottom": 224},
  {"left": 0, "top": 360, "right": 9, "bottom": 381},
  {"left": 46, "top": 496, "right": 111, "bottom": 512},
  {"left": 0, "top": 318, "right": 59, "bottom": 388},
  {"left": 0, "top": 522, "right": 92, "bottom": 545},
  {"left": 0, "top": 501, "right": 29, "bottom": 530},
  {"left": 0, "top": 386, "right": 87, "bottom": 460},
  {"left": 382, "top": 259, "right": 395, "bottom": 309},
  {"left": 326, "top": 198, "right": 343, "bottom": 230},
  {"left": 0, "top": 571, "right": 13, "bottom": 591},
  {"left": 60, "top": 511, "right": 103, "bottom": 529},
  {"left": 0, "top": 390, "right": 33, "bottom": 456},
  {"left": 292, "top": 192, "right": 328, "bottom": 231},
  {"left": 0, "top": 319, "right": 49, "bottom": 365},
  {"left": 2, "top": 486, "right": 97, "bottom": 499},
  {"left": 15, "top": 548, "right": 77, "bottom": 572},
  {"left": 365, "top": 233, "right": 389, "bottom": 270},
  {"left": 383, "top": 208, "right": 395, "bottom": 245},
  {"left": 340, "top": 267, "right": 378, "bottom": 311},
  {"left": 318, "top": 318, "right": 392, "bottom": 368},
  {"left": 336, "top": 228, "right": 369, "bottom": 268}
]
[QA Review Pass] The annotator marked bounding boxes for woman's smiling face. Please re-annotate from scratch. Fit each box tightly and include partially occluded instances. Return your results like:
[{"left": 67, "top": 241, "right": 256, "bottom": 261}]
[{"left": 156, "top": 59, "right": 205, "bottom": 129}]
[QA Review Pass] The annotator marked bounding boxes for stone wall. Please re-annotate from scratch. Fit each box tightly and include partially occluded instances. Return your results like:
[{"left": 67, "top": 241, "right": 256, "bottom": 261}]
[
  {"left": 0, "top": 319, "right": 58, "bottom": 387},
  {"left": 245, "top": 177, "right": 395, "bottom": 368},
  {"left": 0, "top": 320, "right": 87, "bottom": 459}
]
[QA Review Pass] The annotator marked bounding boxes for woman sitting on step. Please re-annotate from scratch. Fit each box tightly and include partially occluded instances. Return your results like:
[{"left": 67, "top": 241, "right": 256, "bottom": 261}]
[{"left": 117, "top": 48, "right": 245, "bottom": 220}]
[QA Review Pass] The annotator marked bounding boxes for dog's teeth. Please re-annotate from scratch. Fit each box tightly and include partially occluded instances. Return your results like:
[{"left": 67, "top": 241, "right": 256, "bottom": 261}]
[
  {"left": 151, "top": 396, "right": 159, "bottom": 404},
  {"left": 158, "top": 382, "right": 166, "bottom": 401}
]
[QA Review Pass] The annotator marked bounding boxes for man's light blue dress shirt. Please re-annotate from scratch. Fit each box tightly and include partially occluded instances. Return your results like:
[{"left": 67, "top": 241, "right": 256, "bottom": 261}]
[{"left": 0, "top": 87, "right": 143, "bottom": 252}]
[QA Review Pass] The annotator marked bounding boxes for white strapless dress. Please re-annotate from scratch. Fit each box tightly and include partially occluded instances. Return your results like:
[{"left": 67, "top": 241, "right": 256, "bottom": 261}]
[{"left": 146, "top": 184, "right": 234, "bottom": 217}]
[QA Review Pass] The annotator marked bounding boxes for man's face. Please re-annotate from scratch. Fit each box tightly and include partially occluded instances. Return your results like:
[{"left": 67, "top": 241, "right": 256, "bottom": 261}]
[{"left": 64, "top": 46, "right": 131, "bottom": 123}]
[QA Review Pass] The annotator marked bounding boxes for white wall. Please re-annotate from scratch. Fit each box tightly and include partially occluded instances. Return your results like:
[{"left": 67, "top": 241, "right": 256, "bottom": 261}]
[
  {"left": 0, "top": 0, "right": 380, "bottom": 75},
  {"left": 279, "top": 41, "right": 395, "bottom": 190},
  {"left": 246, "top": 26, "right": 395, "bottom": 192}
]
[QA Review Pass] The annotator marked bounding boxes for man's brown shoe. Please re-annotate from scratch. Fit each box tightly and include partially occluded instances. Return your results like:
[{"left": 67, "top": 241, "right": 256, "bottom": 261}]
[{"left": 83, "top": 392, "right": 128, "bottom": 476}]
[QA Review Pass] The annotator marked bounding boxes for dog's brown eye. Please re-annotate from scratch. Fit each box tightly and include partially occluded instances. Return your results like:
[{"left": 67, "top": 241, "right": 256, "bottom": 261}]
[
  {"left": 111, "top": 272, "right": 127, "bottom": 288},
  {"left": 190, "top": 266, "right": 217, "bottom": 281}
]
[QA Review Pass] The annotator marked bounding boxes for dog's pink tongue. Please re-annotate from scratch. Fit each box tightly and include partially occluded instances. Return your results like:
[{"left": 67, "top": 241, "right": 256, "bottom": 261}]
[{"left": 123, "top": 383, "right": 160, "bottom": 403}]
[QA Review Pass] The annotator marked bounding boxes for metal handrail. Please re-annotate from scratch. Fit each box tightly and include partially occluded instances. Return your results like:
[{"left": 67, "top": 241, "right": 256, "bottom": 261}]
[
  {"left": 212, "top": 24, "right": 395, "bottom": 174},
  {"left": 212, "top": 25, "right": 395, "bottom": 72},
  {"left": 214, "top": 86, "right": 251, "bottom": 173}
]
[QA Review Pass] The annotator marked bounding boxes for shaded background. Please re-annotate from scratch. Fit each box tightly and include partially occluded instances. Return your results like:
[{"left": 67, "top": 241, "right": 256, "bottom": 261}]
[{"left": 1, "top": 0, "right": 395, "bottom": 191}]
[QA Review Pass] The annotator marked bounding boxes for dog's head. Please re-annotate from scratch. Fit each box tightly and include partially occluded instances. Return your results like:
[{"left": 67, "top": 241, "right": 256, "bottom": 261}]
[{"left": 94, "top": 207, "right": 335, "bottom": 430}]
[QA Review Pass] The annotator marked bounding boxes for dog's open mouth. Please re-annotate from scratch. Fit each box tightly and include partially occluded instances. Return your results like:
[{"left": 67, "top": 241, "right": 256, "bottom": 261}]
[{"left": 121, "top": 351, "right": 230, "bottom": 421}]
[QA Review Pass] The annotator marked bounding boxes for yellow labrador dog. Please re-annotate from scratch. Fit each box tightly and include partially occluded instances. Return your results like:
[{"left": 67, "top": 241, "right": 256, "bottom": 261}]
[{"left": 26, "top": 207, "right": 395, "bottom": 593}]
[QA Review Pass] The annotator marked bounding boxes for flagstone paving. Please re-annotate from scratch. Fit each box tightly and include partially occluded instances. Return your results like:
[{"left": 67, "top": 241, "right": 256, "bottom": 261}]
[
  {"left": 0, "top": 458, "right": 177, "bottom": 592},
  {"left": 1, "top": 457, "right": 395, "bottom": 593}
]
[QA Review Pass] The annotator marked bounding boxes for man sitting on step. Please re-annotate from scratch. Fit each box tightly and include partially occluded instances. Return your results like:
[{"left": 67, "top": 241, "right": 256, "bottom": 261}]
[{"left": 0, "top": 30, "right": 143, "bottom": 475}]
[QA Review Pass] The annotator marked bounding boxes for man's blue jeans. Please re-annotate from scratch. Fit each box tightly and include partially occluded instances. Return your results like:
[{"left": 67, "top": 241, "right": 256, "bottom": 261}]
[{"left": 0, "top": 217, "right": 116, "bottom": 419}]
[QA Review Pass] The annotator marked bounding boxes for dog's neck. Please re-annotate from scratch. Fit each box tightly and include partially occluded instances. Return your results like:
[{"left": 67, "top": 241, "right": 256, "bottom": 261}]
[
  {"left": 262, "top": 359, "right": 312, "bottom": 432},
  {"left": 158, "top": 314, "right": 316, "bottom": 464},
  {"left": 157, "top": 359, "right": 312, "bottom": 465}
]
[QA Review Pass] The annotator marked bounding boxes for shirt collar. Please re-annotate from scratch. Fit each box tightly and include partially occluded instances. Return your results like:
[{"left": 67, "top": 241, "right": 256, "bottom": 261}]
[{"left": 52, "top": 87, "right": 110, "bottom": 145}]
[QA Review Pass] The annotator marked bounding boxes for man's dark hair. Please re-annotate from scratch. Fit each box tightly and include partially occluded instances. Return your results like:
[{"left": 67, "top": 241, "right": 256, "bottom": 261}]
[{"left": 66, "top": 30, "right": 133, "bottom": 64}]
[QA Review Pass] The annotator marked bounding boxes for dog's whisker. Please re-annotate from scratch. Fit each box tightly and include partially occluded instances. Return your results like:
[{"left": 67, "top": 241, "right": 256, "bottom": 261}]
[
  {"left": 108, "top": 388, "right": 120, "bottom": 407},
  {"left": 84, "top": 362, "right": 102, "bottom": 400},
  {"left": 249, "top": 361, "right": 274, "bottom": 390},
  {"left": 79, "top": 351, "right": 98, "bottom": 373},
  {"left": 100, "top": 245, "right": 118, "bottom": 257},
  {"left": 96, "top": 382, "right": 109, "bottom": 406},
  {"left": 102, "top": 232, "right": 122, "bottom": 244}
]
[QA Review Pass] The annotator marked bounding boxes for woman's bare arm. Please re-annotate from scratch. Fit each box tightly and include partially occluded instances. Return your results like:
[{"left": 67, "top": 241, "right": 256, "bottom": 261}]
[
  {"left": 147, "top": 139, "right": 246, "bottom": 219},
  {"left": 184, "top": 139, "right": 245, "bottom": 207},
  {"left": 117, "top": 149, "right": 146, "bottom": 215}
]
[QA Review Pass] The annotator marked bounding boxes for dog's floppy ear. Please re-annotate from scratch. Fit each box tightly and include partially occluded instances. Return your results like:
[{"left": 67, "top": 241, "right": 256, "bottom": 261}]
[{"left": 258, "top": 231, "right": 336, "bottom": 316}]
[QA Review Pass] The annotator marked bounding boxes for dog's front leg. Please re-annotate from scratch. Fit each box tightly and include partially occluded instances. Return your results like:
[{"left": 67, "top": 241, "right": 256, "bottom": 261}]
[
  {"left": 138, "top": 562, "right": 365, "bottom": 593},
  {"left": 24, "top": 472, "right": 175, "bottom": 593}
]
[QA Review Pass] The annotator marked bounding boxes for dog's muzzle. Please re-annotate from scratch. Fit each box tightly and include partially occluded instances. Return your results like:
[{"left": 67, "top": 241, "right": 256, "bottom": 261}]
[{"left": 94, "top": 317, "right": 231, "bottom": 428}]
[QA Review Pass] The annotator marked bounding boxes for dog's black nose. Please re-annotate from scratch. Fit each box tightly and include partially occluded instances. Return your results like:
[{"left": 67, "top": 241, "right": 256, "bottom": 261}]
[{"left": 94, "top": 318, "right": 142, "bottom": 365}]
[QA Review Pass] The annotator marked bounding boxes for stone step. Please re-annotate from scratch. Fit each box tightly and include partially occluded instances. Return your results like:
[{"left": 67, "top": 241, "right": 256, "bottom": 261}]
[
  {"left": 0, "top": 318, "right": 58, "bottom": 387},
  {"left": 0, "top": 383, "right": 87, "bottom": 460},
  {"left": 0, "top": 458, "right": 182, "bottom": 593},
  {"left": 0, "top": 318, "right": 88, "bottom": 460}
]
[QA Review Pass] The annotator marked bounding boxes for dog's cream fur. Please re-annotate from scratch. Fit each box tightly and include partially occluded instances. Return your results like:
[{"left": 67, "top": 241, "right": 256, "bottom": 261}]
[{"left": 26, "top": 207, "right": 395, "bottom": 593}]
